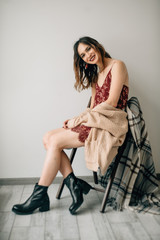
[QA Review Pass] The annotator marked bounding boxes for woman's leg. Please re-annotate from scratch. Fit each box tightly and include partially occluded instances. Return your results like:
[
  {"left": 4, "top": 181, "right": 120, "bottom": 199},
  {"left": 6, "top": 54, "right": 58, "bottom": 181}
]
[
  {"left": 12, "top": 128, "right": 92, "bottom": 215},
  {"left": 42, "top": 129, "right": 75, "bottom": 178},
  {"left": 38, "top": 128, "right": 84, "bottom": 186}
]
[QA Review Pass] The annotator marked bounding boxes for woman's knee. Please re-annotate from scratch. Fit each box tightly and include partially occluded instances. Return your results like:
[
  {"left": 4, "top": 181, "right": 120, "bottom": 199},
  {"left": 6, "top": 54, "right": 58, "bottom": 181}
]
[
  {"left": 43, "top": 128, "right": 83, "bottom": 150},
  {"left": 43, "top": 129, "right": 63, "bottom": 145},
  {"left": 43, "top": 130, "right": 57, "bottom": 148},
  {"left": 43, "top": 131, "right": 50, "bottom": 146},
  {"left": 42, "top": 130, "right": 62, "bottom": 150},
  {"left": 48, "top": 134, "right": 62, "bottom": 150}
]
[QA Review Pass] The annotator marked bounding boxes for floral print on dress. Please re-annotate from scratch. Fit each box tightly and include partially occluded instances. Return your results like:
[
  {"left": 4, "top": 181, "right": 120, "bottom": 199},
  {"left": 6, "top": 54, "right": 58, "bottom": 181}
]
[{"left": 71, "top": 69, "right": 129, "bottom": 143}]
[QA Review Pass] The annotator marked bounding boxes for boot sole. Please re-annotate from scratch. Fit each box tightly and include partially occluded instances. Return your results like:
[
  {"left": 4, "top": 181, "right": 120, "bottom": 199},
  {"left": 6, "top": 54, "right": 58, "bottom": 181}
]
[
  {"left": 12, "top": 208, "right": 50, "bottom": 215},
  {"left": 12, "top": 208, "right": 34, "bottom": 215},
  {"left": 12, "top": 204, "right": 50, "bottom": 215}
]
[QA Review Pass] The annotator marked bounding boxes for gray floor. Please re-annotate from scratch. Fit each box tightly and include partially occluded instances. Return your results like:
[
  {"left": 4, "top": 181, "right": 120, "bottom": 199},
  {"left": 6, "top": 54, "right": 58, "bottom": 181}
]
[{"left": 0, "top": 183, "right": 160, "bottom": 240}]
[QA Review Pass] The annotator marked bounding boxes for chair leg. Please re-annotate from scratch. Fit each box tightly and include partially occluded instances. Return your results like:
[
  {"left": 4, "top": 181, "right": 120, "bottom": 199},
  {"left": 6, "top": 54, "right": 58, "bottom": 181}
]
[
  {"left": 100, "top": 177, "right": 113, "bottom": 213},
  {"left": 100, "top": 133, "right": 129, "bottom": 212},
  {"left": 93, "top": 171, "right": 98, "bottom": 184},
  {"left": 56, "top": 179, "right": 65, "bottom": 199},
  {"left": 100, "top": 159, "right": 119, "bottom": 213},
  {"left": 56, "top": 148, "right": 77, "bottom": 199}
]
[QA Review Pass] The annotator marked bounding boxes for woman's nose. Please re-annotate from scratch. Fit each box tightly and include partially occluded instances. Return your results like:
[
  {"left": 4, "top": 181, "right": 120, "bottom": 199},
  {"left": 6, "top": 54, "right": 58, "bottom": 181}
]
[{"left": 86, "top": 52, "right": 91, "bottom": 59}]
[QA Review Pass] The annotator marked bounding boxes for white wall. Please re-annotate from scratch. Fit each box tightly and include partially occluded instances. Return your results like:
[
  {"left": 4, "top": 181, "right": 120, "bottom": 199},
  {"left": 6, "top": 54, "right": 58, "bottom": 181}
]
[{"left": 0, "top": 0, "right": 160, "bottom": 178}]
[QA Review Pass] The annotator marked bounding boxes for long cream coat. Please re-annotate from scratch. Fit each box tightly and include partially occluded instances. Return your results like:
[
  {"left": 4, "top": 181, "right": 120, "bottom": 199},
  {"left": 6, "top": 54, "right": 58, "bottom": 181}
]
[{"left": 67, "top": 101, "right": 128, "bottom": 175}]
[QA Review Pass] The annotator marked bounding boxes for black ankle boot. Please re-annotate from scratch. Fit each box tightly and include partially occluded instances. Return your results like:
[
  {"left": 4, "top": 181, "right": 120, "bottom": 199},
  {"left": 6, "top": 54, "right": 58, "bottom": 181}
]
[
  {"left": 12, "top": 183, "right": 50, "bottom": 215},
  {"left": 64, "top": 172, "right": 92, "bottom": 214}
]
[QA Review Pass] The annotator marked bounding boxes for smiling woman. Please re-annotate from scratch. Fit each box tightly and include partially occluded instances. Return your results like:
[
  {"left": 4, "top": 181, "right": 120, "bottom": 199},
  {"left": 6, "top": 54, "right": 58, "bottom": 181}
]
[
  {"left": 12, "top": 36, "right": 129, "bottom": 216},
  {"left": 73, "top": 36, "right": 112, "bottom": 91},
  {"left": 71, "top": 36, "right": 129, "bottom": 143}
]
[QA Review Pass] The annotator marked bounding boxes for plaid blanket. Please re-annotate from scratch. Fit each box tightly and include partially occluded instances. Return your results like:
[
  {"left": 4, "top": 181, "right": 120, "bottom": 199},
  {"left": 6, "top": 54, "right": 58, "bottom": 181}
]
[{"left": 99, "top": 97, "right": 160, "bottom": 214}]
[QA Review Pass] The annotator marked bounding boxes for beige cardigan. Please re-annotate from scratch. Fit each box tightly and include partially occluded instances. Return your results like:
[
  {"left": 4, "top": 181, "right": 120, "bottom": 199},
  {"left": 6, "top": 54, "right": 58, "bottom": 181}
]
[{"left": 67, "top": 101, "right": 128, "bottom": 175}]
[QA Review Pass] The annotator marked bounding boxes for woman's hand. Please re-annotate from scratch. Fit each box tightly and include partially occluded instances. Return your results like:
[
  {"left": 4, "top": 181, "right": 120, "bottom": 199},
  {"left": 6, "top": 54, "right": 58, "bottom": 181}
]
[{"left": 63, "top": 119, "right": 70, "bottom": 129}]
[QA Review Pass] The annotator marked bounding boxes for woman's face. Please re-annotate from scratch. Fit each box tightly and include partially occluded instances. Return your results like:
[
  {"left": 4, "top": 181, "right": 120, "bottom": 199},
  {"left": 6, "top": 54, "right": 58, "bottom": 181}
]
[{"left": 78, "top": 43, "right": 100, "bottom": 65}]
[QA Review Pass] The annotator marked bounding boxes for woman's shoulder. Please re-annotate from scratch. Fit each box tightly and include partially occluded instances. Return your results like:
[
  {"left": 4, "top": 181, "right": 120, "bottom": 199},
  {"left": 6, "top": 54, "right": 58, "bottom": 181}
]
[
  {"left": 111, "top": 59, "right": 129, "bottom": 87},
  {"left": 111, "top": 59, "right": 127, "bottom": 69}
]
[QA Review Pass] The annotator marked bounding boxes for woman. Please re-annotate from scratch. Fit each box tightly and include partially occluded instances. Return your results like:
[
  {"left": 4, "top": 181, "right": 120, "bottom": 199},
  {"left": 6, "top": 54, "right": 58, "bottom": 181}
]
[{"left": 12, "top": 36, "right": 129, "bottom": 215}]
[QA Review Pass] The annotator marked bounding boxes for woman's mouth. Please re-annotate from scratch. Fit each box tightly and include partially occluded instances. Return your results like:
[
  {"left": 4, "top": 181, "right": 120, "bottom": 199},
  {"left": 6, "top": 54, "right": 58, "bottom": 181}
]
[{"left": 89, "top": 55, "right": 96, "bottom": 62}]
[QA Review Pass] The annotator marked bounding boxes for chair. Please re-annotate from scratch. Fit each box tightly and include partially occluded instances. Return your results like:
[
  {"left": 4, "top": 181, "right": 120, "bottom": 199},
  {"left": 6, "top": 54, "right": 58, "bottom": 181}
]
[{"left": 56, "top": 99, "right": 129, "bottom": 213}]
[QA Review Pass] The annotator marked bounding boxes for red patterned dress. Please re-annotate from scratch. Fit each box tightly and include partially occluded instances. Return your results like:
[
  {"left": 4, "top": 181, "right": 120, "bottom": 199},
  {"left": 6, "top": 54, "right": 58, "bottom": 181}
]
[{"left": 71, "top": 68, "right": 129, "bottom": 143}]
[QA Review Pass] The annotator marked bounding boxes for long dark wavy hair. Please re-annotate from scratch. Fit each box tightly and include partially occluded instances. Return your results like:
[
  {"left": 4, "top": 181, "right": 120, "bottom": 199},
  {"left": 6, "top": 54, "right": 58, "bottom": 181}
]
[{"left": 73, "top": 36, "right": 111, "bottom": 91}]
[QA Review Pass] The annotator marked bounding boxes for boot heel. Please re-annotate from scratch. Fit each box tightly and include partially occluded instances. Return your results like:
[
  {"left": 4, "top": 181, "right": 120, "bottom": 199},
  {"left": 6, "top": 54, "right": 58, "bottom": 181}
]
[
  {"left": 39, "top": 201, "right": 50, "bottom": 212},
  {"left": 78, "top": 179, "right": 93, "bottom": 195}
]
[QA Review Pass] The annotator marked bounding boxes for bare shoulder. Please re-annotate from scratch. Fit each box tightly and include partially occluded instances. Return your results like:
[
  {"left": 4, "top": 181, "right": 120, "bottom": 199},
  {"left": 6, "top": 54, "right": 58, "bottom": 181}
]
[
  {"left": 112, "top": 59, "right": 127, "bottom": 71},
  {"left": 112, "top": 59, "right": 129, "bottom": 86}
]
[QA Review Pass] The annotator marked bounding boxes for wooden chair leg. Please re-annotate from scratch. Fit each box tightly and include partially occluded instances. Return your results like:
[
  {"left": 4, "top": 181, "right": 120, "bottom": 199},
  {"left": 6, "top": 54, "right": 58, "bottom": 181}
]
[
  {"left": 100, "top": 178, "right": 112, "bottom": 213},
  {"left": 100, "top": 132, "right": 129, "bottom": 212},
  {"left": 100, "top": 161, "right": 118, "bottom": 212},
  {"left": 56, "top": 148, "right": 77, "bottom": 199},
  {"left": 56, "top": 179, "right": 65, "bottom": 199},
  {"left": 93, "top": 171, "right": 98, "bottom": 184},
  {"left": 100, "top": 158, "right": 119, "bottom": 212}
]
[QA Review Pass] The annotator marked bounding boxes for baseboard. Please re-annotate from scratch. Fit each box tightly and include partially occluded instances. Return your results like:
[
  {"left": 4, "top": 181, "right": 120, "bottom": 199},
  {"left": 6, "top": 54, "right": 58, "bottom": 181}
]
[
  {"left": 0, "top": 174, "right": 159, "bottom": 185},
  {"left": 0, "top": 176, "right": 94, "bottom": 185}
]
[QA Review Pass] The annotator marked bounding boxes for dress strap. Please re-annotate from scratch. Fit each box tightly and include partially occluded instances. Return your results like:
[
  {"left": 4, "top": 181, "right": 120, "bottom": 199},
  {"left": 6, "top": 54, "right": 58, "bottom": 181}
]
[
  {"left": 110, "top": 61, "right": 116, "bottom": 72},
  {"left": 106, "top": 61, "right": 116, "bottom": 76}
]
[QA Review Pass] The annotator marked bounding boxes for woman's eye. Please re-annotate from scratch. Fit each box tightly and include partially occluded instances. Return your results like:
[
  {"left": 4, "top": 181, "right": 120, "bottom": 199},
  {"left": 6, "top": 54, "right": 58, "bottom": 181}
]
[{"left": 87, "top": 47, "right": 91, "bottom": 51}]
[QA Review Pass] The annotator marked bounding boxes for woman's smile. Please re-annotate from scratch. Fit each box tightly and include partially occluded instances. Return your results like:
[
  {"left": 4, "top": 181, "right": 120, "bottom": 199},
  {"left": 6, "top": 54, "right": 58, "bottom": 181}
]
[{"left": 89, "top": 54, "right": 96, "bottom": 62}]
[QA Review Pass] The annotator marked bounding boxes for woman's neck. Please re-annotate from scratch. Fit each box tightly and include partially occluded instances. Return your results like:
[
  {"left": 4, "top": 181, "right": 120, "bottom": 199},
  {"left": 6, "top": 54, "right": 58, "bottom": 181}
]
[{"left": 97, "top": 57, "right": 110, "bottom": 73}]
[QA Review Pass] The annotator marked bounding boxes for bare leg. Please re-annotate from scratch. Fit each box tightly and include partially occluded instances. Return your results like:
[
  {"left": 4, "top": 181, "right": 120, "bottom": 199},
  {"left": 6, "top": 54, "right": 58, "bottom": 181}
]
[
  {"left": 12, "top": 128, "right": 90, "bottom": 215},
  {"left": 43, "top": 129, "right": 74, "bottom": 177},
  {"left": 59, "top": 150, "right": 73, "bottom": 177},
  {"left": 38, "top": 128, "right": 84, "bottom": 186}
]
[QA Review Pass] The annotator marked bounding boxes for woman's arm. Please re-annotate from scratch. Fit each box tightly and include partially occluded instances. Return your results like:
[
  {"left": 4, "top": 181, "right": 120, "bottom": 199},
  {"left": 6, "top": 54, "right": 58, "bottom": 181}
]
[
  {"left": 106, "top": 60, "right": 128, "bottom": 108},
  {"left": 90, "top": 83, "right": 96, "bottom": 109}
]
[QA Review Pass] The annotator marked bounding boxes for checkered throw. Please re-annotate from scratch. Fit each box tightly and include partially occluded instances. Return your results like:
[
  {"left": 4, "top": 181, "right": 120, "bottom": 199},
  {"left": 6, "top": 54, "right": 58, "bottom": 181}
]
[{"left": 99, "top": 97, "right": 160, "bottom": 214}]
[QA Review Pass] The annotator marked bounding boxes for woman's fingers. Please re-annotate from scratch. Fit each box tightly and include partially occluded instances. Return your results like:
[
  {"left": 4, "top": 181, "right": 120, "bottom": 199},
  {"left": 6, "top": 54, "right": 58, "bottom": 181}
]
[{"left": 63, "top": 119, "right": 69, "bottom": 129}]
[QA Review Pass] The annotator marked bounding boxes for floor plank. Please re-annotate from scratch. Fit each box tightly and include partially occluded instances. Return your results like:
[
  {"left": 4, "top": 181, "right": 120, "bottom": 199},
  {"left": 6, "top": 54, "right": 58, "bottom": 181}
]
[
  {"left": 137, "top": 213, "right": 160, "bottom": 240},
  {"left": 9, "top": 226, "right": 44, "bottom": 240},
  {"left": 130, "top": 221, "right": 151, "bottom": 240},
  {"left": 110, "top": 222, "right": 141, "bottom": 240},
  {"left": 0, "top": 183, "right": 159, "bottom": 240},
  {"left": 0, "top": 185, "right": 24, "bottom": 212},
  {"left": 90, "top": 208, "right": 116, "bottom": 240},
  {"left": 0, "top": 212, "right": 15, "bottom": 240},
  {"left": 77, "top": 210, "right": 99, "bottom": 240}
]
